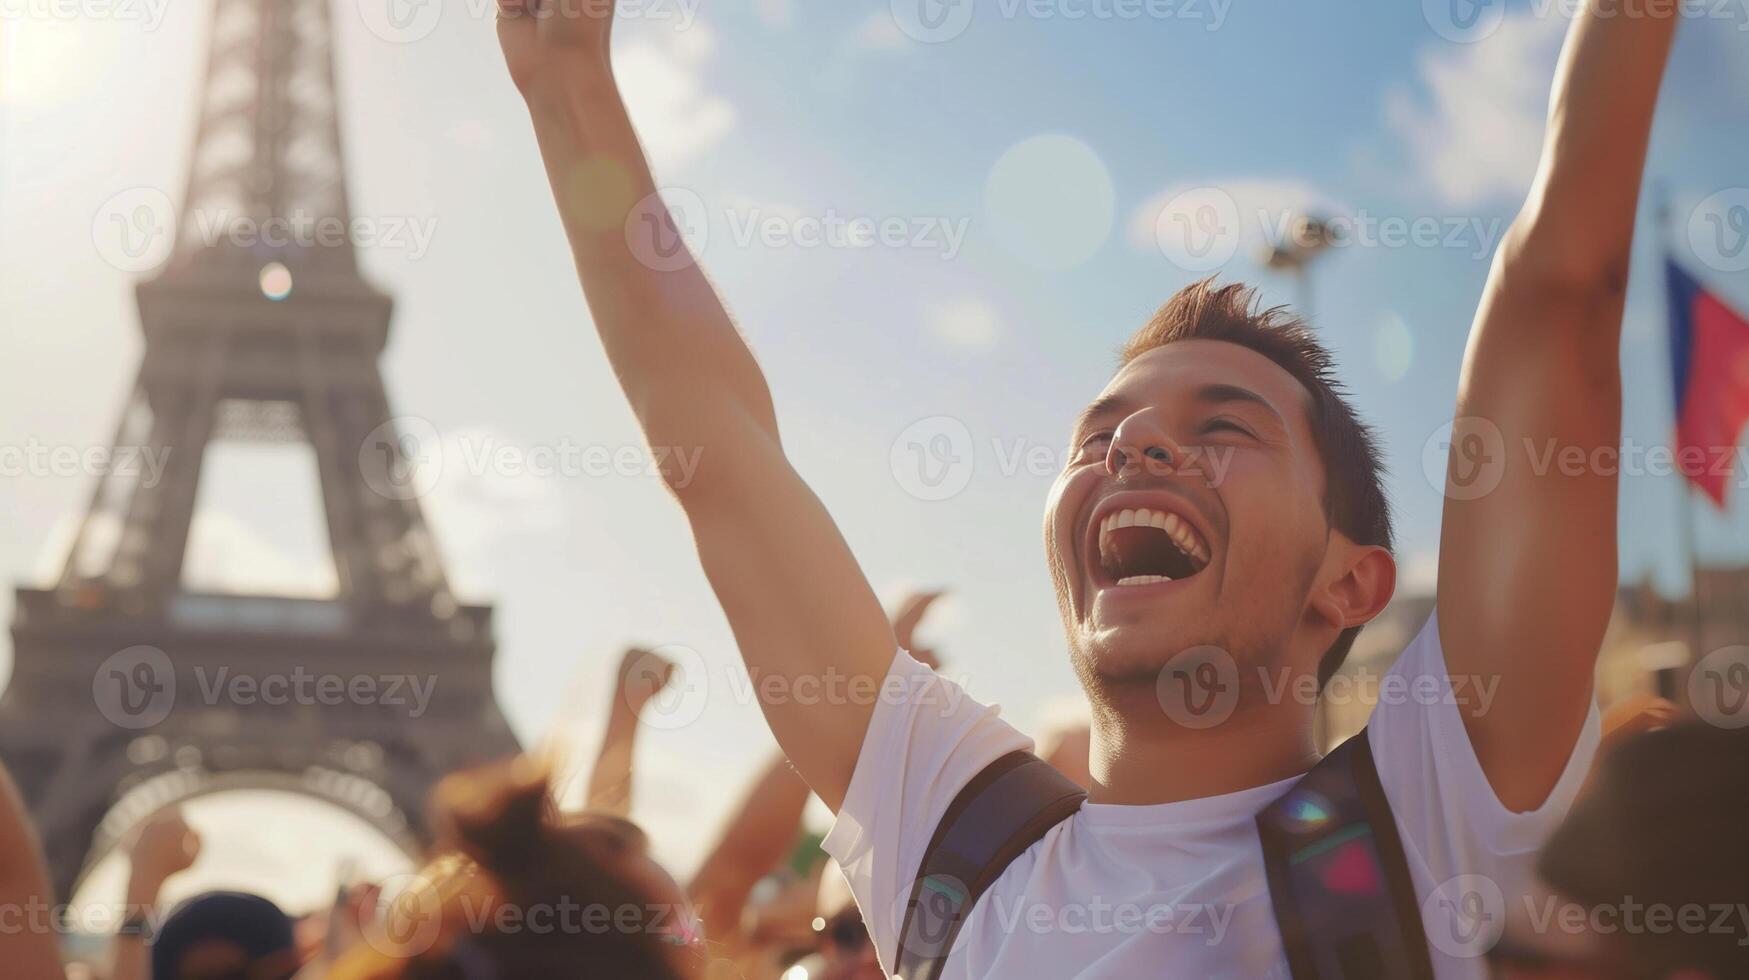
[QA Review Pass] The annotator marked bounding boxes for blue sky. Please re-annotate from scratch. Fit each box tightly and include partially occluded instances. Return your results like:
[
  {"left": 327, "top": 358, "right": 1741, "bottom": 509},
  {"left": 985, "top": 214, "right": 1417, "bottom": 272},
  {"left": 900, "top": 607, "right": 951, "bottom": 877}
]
[{"left": 4, "top": 0, "right": 1749, "bottom": 882}]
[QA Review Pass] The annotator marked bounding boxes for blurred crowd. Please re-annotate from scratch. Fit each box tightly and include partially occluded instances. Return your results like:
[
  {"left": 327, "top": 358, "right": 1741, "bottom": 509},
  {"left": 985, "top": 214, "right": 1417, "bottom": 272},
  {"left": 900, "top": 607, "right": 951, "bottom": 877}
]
[{"left": 0, "top": 589, "right": 1738, "bottom": 980}]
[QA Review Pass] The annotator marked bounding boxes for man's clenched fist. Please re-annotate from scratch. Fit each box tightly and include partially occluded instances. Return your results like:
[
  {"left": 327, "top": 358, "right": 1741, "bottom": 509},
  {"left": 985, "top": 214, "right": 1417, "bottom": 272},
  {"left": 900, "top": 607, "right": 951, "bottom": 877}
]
[{"left": 497, "top": 0, "right": 618, "bottom": 99}]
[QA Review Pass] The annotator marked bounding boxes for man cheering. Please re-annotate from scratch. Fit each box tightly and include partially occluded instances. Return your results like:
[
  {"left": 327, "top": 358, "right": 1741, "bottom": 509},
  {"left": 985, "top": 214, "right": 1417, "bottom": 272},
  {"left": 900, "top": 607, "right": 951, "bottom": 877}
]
[{"left": 496, "top": 1, "right": 1677, "bottom": 976}]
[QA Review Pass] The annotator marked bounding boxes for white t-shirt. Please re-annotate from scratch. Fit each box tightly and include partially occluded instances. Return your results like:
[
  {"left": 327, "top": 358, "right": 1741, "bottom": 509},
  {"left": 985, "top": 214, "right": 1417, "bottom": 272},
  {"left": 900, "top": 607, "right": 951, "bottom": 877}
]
[{"left": 822, "top": 613, "right": 1600, "bottom": 979}]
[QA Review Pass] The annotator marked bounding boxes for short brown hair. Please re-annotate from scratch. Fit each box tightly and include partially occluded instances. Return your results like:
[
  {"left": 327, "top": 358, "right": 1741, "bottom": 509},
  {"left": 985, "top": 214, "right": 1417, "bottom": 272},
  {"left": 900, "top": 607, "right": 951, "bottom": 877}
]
[{"left": 1122, "top": 278, "right": 1393, "bottom": 687}]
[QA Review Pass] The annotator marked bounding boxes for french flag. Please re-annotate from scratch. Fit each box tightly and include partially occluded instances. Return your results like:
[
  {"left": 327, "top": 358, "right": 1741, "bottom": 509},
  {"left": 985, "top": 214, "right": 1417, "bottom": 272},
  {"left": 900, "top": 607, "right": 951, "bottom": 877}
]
[{"left": 1668, "top": 258, "right": 1749, "bottom": 507}]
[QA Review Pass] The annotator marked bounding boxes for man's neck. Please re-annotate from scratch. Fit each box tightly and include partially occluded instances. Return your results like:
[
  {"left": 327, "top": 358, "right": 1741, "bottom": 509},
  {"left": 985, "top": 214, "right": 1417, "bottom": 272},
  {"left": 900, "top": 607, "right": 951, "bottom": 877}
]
[{"left": 1085, "top": 703, "right": 1320, "bottom": 806}]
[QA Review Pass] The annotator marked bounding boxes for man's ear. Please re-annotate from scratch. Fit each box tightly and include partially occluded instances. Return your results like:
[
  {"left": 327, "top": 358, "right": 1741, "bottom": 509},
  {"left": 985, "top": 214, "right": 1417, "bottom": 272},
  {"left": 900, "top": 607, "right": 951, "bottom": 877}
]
[{"left": 1309, "top": 542, "right": 1396, "bottom": 632}]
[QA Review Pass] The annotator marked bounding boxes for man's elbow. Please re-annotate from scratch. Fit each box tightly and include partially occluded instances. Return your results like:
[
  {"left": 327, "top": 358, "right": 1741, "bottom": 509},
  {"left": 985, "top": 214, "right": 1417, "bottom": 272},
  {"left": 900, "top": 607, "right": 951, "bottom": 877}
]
[
  {"left": 1499, "top": 209, "right": 1633, "bottom": 311},
  {"left": 629, "top": 395, "right": 744, "bottom": 504}
]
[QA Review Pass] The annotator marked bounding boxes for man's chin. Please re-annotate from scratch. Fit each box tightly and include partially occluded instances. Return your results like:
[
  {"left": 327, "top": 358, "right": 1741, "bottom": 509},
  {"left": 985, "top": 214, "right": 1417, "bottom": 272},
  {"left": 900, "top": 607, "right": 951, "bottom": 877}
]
[{"left": 1074, "top": 623, "right": 1200, "bottom": 685}]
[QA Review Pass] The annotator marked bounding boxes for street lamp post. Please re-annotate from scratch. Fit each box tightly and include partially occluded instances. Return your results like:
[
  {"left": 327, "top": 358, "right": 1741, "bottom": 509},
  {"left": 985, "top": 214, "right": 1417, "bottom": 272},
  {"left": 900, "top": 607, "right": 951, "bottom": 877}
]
[{"left": 1258, "top": 214, "right": 1335, "bottom": 319}]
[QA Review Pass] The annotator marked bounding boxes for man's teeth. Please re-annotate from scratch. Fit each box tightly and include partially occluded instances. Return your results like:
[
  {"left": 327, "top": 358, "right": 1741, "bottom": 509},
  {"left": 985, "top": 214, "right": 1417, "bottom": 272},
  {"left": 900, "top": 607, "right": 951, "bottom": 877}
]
[
  {"left": 1116, "top": 575, "right": 1172, "bottom": 586},
  {"left": 1097, "top": 507, "right": 1209, "bottom": 565}
]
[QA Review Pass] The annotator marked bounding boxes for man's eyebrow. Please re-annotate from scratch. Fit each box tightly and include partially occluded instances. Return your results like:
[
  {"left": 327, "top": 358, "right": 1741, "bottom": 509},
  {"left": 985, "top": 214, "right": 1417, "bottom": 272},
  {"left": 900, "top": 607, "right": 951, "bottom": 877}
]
[
  {"left": 1193, "top": 383, "right": 1282, "bottom": 421},
  {"left": 1073, "top": 393, "right": 1132, "bottom": 433}
]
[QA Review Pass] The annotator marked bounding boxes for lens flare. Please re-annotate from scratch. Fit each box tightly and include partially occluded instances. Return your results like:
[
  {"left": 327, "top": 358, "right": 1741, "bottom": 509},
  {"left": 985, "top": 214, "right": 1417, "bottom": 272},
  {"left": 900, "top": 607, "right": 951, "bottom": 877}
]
[{"left": 259, "top": 262, "right": 293, "bottom": 301}]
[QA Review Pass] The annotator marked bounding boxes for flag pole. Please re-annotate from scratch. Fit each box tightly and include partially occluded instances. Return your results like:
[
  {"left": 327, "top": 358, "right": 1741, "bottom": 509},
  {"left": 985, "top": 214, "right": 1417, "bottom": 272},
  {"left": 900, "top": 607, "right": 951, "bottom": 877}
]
[{"left": 1657, "top": 180, "right": 1703, "bottom": 700}]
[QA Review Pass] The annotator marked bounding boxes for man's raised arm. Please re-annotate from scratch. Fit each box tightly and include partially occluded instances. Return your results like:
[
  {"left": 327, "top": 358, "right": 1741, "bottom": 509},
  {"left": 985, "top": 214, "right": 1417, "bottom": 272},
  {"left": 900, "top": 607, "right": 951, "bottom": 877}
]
[
  {"left": 497, "top": 1, "right": 896, "bottom": 810},
  {"left": 1438, "top": 1, "right": 1678, "bottom": 810}
]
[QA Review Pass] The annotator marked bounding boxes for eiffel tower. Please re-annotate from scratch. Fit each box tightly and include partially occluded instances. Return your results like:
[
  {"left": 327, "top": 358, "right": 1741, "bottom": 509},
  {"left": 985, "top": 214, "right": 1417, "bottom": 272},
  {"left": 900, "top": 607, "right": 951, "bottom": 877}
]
[{"left": 0, "top": 0, "right": 519, "bottom": 902}]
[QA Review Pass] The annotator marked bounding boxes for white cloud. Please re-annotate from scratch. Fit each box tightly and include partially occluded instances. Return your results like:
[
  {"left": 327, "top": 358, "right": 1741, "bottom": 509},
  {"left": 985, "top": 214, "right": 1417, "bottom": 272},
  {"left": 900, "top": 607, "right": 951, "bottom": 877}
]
[
  {"left": 1384, "top": 11, "right": 1566, "bottom": 209},
  {"left": 852, "top": 12, "right": 910, "bottom": 51},
  {"left": 925, "top": 296, "right": 1001, "bottom": 352},
  {"left": 615, "top": 22, "right": 737, "bottom": 173}
]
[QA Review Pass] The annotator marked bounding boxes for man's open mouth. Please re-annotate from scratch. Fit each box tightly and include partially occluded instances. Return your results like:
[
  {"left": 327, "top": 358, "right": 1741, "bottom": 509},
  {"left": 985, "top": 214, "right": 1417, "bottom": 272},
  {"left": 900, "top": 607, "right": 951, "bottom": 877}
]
[{"left": 1094, "top": 505, "right": 1211, "bottom": 587}]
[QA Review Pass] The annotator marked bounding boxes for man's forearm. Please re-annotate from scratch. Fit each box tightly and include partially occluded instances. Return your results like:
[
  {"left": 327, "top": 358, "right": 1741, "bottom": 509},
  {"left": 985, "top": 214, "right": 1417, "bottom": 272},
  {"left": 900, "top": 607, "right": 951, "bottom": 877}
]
[
  {"left": 522, "top": 77, "right": 780, "bottom": 464},
  {"left": 1513, "top": 0, "right": 1678, "bottom": 280}
]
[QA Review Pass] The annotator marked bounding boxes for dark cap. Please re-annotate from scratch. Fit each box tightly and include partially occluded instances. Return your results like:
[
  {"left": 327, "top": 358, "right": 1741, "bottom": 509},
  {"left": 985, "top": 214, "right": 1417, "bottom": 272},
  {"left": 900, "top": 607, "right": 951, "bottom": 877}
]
[{"left": 150, "top": 890, "right": 297, "bottom": 980}]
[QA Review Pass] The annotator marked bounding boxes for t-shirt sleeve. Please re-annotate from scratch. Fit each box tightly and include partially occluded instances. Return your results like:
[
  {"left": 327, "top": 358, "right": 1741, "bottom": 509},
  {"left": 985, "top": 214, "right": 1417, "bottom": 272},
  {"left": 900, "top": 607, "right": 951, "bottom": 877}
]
[
  {"left": 821, "top": 649, "right": 1033, "bottom": 971},
  {"left": 1366, "top": 610, "right": 1601, "bottom": 963}
]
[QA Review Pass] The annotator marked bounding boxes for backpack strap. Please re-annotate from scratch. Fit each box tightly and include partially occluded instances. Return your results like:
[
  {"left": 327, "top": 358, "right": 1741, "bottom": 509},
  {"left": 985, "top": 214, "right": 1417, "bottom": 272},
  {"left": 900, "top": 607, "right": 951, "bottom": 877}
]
[
  {"left": 1256, "top": 730, "right": 1434, "bottom": 980},
  {"left": 893, "top": 750, "right": 1086, "bottom": 980}
]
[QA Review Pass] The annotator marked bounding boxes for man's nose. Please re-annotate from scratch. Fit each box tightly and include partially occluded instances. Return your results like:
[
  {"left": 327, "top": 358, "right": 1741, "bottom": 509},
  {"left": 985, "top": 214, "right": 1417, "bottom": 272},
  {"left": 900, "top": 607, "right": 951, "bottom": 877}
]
[{"left": 1104, "top": 413, "right": 1179, "bottom": 479}]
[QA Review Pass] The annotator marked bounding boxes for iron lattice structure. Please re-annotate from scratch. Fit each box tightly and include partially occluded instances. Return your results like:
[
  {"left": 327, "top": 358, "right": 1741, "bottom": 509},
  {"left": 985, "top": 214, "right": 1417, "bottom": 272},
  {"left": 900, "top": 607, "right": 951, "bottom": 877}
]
[{"left": 0, "top": 0, "right": 519, "bottom": 903}]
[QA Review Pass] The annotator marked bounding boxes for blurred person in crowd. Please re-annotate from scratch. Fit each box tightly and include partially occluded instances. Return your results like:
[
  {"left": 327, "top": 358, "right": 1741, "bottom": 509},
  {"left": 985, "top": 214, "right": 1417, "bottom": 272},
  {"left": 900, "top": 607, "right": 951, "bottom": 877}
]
[
  {"left": 329, "top": 756, "right": 698, "bottom": 980},
  {"left": 735, "top": 841, "right": 830, "bottom": 972},
  {"left": 1598, "top": 692, "right": 1683, "bottom": 755},
  {"left": 1488, "top": 722, "right": 1749, "bottom": 980},
  {"left": 782, "top": 861, "right": 881, "bottom": 980},
  {"left": 287, "top": 877, "right": 382, "bottom": 979},
  {"left": 686, "top": 753, "right": 813, "bottom": 979},
  {"left": 583, "top": 646, "right": 678, "bottom": 818},
  {"left": 107, "top": 808, "right": 302, "bottom": 980},
  {"left": 581, "top": 591, "right": 948, "bottom": 978},
  {"left": 498, "top": 0, "right": 1683, "bottom": 973},
  {"left": 146, "top": 892, "right": 299, "bottom": 980},
  {"left": 0, "top": 756, "right": 64, "bottom": 979}
]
